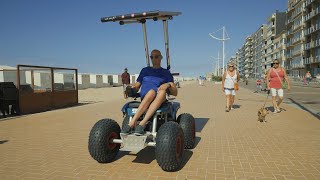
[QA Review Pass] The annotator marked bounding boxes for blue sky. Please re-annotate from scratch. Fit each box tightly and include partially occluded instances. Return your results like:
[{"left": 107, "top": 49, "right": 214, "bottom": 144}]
[{"left": 0, "top": 0, "right": 287, "bottom": 77}]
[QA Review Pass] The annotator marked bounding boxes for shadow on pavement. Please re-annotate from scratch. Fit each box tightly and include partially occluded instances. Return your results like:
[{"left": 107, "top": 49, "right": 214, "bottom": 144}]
[
  {"left": 195, "top": 118, "right": 209, "bottom": 132},
  {"left": 132, "top": 146, "right": 155, "bottom": 164},
  {"left": 129, "top": 146, "right": 194, "bottom": 169},
  {"left": 288, "top": 98, "right": 320, "bottom": 120},
  {"left": 193, "top": 136, "right": 201, "bottom": 149},
  {"left": 232, "top": 104, "right": 242, "bottom": 109},
  {"left": 0, "top": 140, "right": 9, "bottom": 144}
]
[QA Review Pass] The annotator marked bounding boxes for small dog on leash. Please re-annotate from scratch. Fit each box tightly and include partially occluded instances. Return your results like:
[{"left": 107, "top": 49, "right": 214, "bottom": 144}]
[{"left": 258, "top": 108, "right": 269, "bottom": 122}]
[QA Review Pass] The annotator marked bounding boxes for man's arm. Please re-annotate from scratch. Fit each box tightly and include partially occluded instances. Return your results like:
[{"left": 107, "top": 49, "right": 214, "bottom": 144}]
[
  {"left": 132, "top": 82, "right": 141, "bottom": 90},
  {"left": 167, "top": 82, "right": 178, "bottom": 96}
]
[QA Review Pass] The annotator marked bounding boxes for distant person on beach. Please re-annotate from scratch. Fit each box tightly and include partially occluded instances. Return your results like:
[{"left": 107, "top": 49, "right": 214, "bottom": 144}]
[
  {"left": 121, "top": 68, "right": 130, "bottom": 99},
  {"left": 267, "top": 60, "right": 291, "bottom": 113},
  {"left": 222, "top": 63, "right": 240, "bottom": 112},
  {"left": 255, "top": 78, "right": 262, "bottom": 93},
  {"left": 121, "top": 49, "right": 177, "bottom": 136},
  {"left": 305, "top": 71, "right": 312, "bottom": 85}
]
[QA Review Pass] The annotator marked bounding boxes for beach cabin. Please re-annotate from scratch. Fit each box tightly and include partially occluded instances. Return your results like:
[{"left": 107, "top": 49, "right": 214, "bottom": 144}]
[
  {"left": 96, "top": 75, "right": 103, "bottom": 88},
  {"left": 102, "top": 75, "right": 110, "bottom": 87},
  {"left": 130, "top": 75, "right": 137, "bottom": 84},
  {"left": 112, "top": 74, "right": 122, "bottom": 86},
  {"left": 78, "top": 74, "right": 90, "bottom": 89},
  {"left": 89, "top": 74, "right": 103, "bottom": 88}
]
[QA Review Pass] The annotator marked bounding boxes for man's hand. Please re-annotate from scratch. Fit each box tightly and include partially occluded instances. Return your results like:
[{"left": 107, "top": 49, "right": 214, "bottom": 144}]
[
  {"left": 158, "top": 83, "right": 170, "bottom": 91},
  {"left": 287, "top": 86, "right": 291, "bottom": 91}
]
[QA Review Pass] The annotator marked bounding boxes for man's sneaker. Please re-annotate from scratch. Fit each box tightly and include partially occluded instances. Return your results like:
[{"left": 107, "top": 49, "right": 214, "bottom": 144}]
[
  {"left": 121, "top": 124, "right": 132, "bottom": 135},
  {"left": 134, "top": 125, "right": 145, "bottom": 136}
]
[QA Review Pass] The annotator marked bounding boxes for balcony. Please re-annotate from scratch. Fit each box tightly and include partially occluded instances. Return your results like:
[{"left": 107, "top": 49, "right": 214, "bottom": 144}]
[
  {"left": 304, "top": 7, "right": 320, "bottom": 22},
  {"left": 267, "top": 30, "right": 275, "bottom": 37},
  {"left": 305, "top": 0, "right": 315, "bottom": 8},
  {"left": 305, "top": 23, "right": 320, "bottom": 36},
  {"left": 305, "top": 39, "right": 320, "bottom": 50}
]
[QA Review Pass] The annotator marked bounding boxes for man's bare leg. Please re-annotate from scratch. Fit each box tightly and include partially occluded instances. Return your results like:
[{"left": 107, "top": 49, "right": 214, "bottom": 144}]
[
  {"left": 128, "top": 90, "right": 156, "bottom": 127},
  {"left": 138, "top": 90, "right": 167, "bottom": 126}
]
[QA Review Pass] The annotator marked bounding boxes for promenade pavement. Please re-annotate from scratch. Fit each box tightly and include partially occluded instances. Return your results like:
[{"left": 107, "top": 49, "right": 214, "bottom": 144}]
[
  {"left": 238, "top": 79, "right": 320, "bottom": 118},
  {"left": 0, "top": 82, "right": 319, "bottom": 180}
]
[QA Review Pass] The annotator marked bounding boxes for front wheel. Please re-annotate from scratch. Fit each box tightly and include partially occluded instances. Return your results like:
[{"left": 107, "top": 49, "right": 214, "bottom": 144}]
[
  {"left": 88, "top": 119, "right": 120, "bottom": 163},
  {"left": 177, "top": 113, "right": 195, "bottom": 149},
  {"left": 155, "top": 121, "right": 185, "bottom": 171}
]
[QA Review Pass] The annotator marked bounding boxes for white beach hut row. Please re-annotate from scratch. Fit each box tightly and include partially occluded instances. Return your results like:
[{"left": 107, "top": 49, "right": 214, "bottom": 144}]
[{"left": 1, "top": 67, "right": 138, "bottom": 90}]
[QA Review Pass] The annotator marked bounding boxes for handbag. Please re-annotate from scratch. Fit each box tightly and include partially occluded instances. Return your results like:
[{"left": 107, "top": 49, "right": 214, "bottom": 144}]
[
  {"left": 231, "top": 72, "right": 239, "bottom": 91},
  {"left": 273, "top": 68, "right": 287, "bottom": 89}
]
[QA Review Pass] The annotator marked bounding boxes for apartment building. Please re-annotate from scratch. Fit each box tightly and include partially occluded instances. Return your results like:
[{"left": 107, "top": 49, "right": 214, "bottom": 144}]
[
  {"left": 244, "top": 36, "right": 254, "bottom": 77},
  {"left": 287, "top": 0, "right": 306, "bottom": 77},
  {"left": 238, "top": 45, "right": 246, "bottom": 77},
  {"left": 252, "top": 25, "right": 267, "bottom": 78},
  {"left": 273, "top": 30, "right": 287, "bottom": 67},
  {"left": 265, "top": 11, "right": 287, "bottom": 74},
  {"left": 304, "top": 0, "right": 320, "bottom": 76}
]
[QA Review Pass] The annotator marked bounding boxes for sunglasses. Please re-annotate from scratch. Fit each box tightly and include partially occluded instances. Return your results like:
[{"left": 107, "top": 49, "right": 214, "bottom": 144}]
[
  {"left": 229, "top": 66, "right": 234, "bottom": 67},
  {"left": 273, "top": 62, "right": 279, "bottom": 64},
  {"left": 150, "top": 55, "right": 161, "bottom": 59}
]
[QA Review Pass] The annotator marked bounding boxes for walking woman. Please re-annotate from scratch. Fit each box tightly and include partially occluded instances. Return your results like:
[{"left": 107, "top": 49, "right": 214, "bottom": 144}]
[
  {"left": 267, "top": 60, "right": 291, "bottom": 113},
  {"left": 222, "top": 63, "right": 240, "bottom": 112}
]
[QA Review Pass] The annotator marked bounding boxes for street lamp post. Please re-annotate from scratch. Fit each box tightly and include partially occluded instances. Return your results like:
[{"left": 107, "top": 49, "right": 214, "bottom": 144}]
[{"left": 209, "top": 26, "right": 230, "bottom": 74}]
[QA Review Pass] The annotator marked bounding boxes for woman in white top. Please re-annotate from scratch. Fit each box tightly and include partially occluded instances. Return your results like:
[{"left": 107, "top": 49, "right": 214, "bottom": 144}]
[{"left": 222, "top": 63, "right": 240, "bottom": 112}]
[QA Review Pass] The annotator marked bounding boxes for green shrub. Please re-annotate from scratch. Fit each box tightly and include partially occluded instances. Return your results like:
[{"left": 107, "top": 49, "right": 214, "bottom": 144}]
[{"left": 211, "top": 75, "right": 222, "bottom": 81}]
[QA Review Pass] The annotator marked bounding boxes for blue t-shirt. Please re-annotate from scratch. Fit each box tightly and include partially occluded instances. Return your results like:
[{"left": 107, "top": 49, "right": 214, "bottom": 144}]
[{"left": 137, "top": 67, "right": 174, "bottom": 98}]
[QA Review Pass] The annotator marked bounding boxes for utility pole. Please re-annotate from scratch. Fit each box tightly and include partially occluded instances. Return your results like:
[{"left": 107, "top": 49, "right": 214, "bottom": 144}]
[{"left": 211, "top": 52, "right": 220, "bottom": 76}]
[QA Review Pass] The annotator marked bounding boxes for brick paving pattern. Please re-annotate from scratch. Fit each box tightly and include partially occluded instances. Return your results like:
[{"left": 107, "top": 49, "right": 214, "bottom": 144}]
[{"left": 0, "top": 82, "right": 319, "bottom": 180}]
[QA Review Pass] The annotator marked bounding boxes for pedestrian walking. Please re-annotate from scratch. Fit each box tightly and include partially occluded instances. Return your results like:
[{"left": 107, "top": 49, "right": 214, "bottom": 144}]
[
  {"left": 266, "top": 60, "right": 291, "bottom": 113},
  {"left": 222, "top": 63, "right": 240, "bottom": 112},
  {"left": 121, "top": 68, "right": 130, "bottom": 99},
  {"left": 255, "top": 78, "right": 262, "bottom": 93},
  {"left": 305, "top": 71, "right": 312, "bottom": 85}
]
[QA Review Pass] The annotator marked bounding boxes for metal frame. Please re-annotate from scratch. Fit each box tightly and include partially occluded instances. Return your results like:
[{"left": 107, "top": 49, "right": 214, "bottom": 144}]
[
  {"left": 101, "top": 10, "right": 181, "bottom": 70},
  {"left": 17, "top": 64, "right": 78, "bottom": 114}
]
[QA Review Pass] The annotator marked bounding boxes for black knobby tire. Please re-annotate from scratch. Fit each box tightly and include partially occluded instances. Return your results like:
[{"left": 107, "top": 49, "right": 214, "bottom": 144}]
[
  {"left": 177, "top": 113, "right": 195, "bottom": 149},
  {"left": 155, "top": 121, "right": 185, "bottom": 171},
  {"left": 88, "top": 119, "right": 121, "bottom": 163}
]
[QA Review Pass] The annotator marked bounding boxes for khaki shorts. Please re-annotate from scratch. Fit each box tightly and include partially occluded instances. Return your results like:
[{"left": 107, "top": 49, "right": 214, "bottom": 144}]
[{"left": 271, "top": 88, "right": 283, "bottom": 97}]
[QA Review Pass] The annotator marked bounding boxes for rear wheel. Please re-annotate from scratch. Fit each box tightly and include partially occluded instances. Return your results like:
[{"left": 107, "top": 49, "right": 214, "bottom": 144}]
[
  {"left": 88, "top": 119, "right": 120, "bottom": 163},
  {"left": 155, "top": 121, "right": 185, "bottom": 171},
  {"left": 178, "top": 113, "right": 195, "bottom": 149}
]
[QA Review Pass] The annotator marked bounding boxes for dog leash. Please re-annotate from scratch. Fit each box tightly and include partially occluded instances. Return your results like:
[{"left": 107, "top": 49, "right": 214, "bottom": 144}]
[{"left": 262, "top": 91, "right": 270, "bottom": 109}]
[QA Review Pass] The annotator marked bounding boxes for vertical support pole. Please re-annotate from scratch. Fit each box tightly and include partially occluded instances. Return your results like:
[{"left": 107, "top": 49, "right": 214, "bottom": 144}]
[
  {"left": 152, "top": 114, "right": 157, "bottom": 134},
  {"left": 75, "top": 69, "right": 78, "bottom": 104},
  {"left": 31, "top": 70, "right": 35, "bottom": 90},
  {"left": 218, "top": 52, "right": 220, "bottom": 76},
  {"left": 17, "top": 65, "right": 20, "bottom": 90},
  {"left": 163, "top": 20, "right": 170, "bottom": 70},
  {"left": 222, "top": 26, "right": 225, "bottom": 74},
  {"left": 51, "top": 68, "right": 54, "bottom": 93},
  {"left": 142, "top": 22, "right": 150, "bottom": 67}
]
